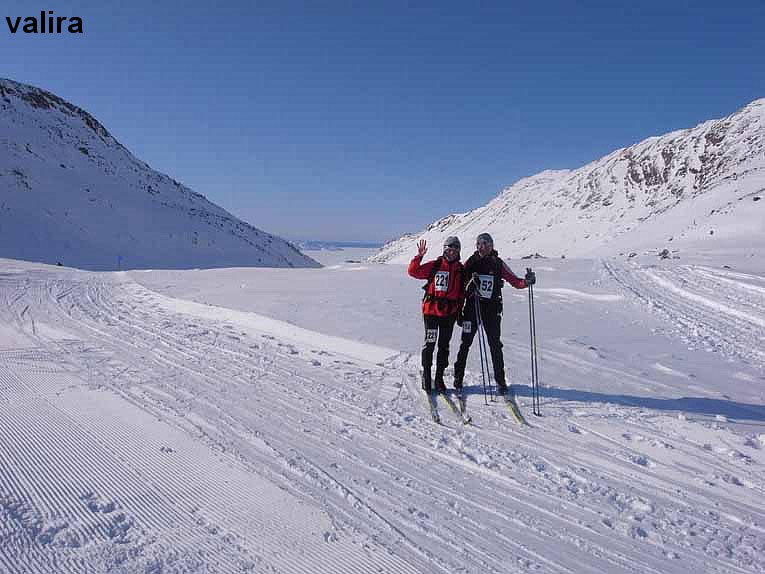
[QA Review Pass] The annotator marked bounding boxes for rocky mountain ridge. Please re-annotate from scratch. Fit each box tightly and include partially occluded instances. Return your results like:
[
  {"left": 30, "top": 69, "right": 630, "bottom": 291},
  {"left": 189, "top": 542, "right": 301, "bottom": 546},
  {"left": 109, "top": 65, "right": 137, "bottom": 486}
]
[{"left": 373, "top": 98, "right": 765, "bottom": 263}]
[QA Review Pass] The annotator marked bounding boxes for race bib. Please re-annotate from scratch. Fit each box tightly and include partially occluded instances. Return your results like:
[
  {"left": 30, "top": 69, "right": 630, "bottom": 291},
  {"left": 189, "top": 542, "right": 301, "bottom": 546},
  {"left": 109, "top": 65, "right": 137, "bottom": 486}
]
[
  {"left": 477, "top": 274, "right": 494, "bottom": 299},
  {"left": 425, "top": 329, "right": 438, "bottom": 343},
  {"left": 433, "top": 271, "right": 449, "bottom": 293},
  {"left": 462, "top": 321, "right": 472, "bottom": 334}
]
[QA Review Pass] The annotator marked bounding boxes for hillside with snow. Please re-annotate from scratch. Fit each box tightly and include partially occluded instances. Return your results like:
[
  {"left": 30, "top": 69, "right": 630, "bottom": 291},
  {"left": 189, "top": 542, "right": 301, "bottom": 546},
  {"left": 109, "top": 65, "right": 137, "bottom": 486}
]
[
  {"left": 0, "top": 78, "right": 318, "bottom": 270},
  {"left": 373, "top": 99, "right": 765, "bottom": 263}
]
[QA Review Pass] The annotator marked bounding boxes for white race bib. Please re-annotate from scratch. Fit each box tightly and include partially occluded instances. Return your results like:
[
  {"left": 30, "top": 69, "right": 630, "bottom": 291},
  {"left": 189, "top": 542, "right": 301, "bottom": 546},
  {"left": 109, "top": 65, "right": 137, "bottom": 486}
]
[
  {"left": 433, "top": 271, "right": 449, "bottom": 293},
  {"left": 477, "top": 274, "right": 494, "bottom": 299},
  {"left": 425, "top": 329, "right": 438, "bottom": 343}
]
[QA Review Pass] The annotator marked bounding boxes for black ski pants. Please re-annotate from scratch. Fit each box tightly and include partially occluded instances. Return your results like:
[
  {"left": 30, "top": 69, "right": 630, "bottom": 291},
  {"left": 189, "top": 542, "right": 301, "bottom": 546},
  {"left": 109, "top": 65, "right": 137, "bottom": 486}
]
[
  {"left": 421, "top": 314, "right": 457, "bottom": 384},
  {"left": 454, "top": 296, "right": 505, "bottom": 386}
]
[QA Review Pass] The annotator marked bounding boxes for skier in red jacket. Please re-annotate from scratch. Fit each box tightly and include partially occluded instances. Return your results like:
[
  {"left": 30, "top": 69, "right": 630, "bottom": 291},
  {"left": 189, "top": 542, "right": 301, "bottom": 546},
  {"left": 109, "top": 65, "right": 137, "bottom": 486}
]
[{"left": 408, "top": 236, "right": 465, "bottom": 394}]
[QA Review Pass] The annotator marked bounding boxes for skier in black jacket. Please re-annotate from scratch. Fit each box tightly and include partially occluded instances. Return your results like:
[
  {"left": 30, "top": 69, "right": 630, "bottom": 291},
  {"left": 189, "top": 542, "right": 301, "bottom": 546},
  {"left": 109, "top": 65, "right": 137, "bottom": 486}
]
[{"left": 453, "top": 233, "right": 536, "bottom": 396}]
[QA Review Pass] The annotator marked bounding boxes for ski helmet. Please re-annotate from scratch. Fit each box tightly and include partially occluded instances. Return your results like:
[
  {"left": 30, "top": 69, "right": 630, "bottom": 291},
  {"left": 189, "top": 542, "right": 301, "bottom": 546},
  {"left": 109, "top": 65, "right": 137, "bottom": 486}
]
[
  {"left": 443, "top": 236, "right": 461, "bottom": 251},
  {"left": 476, "top": 233, "right": 493, "bottom": 246}
]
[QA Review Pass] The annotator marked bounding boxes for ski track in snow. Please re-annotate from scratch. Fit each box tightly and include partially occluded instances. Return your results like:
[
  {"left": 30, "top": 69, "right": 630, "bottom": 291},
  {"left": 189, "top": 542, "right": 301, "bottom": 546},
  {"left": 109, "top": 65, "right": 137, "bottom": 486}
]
[
  {"left": 603, "top": 261, "right": 765, "bottom": 366},
  {"left": 0, "top": 265, "right": 764, "bottom": 573}
]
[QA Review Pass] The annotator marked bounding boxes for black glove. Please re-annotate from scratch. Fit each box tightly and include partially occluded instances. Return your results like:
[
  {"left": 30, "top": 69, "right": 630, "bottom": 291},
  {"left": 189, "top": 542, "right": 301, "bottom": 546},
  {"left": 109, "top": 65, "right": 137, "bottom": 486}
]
[{"left": 524, "top": 269, "right": 536, "bottom": 286}]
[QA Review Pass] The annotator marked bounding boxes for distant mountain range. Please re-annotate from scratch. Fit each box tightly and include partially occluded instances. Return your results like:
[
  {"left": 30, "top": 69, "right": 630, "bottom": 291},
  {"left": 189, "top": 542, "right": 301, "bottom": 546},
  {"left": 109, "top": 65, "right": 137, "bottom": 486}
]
[
  {"left": 373, "top": 99, "right": 765, "bottom": 263},
  {"left": 0, "top": 78, "right": 319, "bottom": 270},
  {"left": 293, "top": 240, "right": 383, "bottom": 251}
]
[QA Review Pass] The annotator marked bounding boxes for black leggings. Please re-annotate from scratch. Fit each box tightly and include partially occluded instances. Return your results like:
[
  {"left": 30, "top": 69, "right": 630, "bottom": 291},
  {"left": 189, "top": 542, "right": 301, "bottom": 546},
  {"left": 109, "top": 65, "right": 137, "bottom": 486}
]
[
  {"left": 453, "top": 297, "right": 505, "bottom": 385},
  {"left": 421, "top": 314, "right": 457, "bottom": 377}
]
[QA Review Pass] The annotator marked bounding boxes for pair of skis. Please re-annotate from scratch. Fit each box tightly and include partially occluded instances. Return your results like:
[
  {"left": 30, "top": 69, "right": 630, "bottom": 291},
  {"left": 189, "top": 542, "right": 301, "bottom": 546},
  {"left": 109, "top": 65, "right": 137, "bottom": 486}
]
[
  {"left": 425, "top": 390, "right": 472, "bottom": 425},
  {"left": 426, "top": 388, "right": 528, "bottom": 426}
]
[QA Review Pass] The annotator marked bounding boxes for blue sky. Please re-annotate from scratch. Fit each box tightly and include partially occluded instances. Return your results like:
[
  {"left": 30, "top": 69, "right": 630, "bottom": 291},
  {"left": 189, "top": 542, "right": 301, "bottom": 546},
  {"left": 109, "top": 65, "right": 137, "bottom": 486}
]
[{"left": 3, "top": 0, "right": 765, "bottom": 242}]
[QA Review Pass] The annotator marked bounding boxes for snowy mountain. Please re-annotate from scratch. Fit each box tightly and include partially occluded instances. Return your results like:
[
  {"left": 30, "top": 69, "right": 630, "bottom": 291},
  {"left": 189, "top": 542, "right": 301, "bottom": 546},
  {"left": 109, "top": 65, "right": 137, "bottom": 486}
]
[
  {"left": 0, "top": 78, "right": 319, "bottom": 270},
  {"left": 373, "top": 99, "right": 765, "bottom": 263},
  {"left": 292, "top": 239, "right": 382, "bottom": 251}
]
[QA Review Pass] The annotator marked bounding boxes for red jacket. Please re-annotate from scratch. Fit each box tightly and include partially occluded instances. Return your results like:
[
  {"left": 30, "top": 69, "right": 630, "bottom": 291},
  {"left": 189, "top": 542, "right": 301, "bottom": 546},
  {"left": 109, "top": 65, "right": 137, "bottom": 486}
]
[{"left": 408, "top": 255, "right": 465, "bottom": 317}]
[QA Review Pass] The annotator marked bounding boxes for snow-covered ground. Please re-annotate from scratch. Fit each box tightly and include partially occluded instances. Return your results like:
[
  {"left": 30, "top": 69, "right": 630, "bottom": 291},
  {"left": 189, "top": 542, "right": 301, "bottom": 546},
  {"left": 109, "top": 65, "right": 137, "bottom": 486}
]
[{"left": 1, "top": 248, "right": 764, "bottom": 573}]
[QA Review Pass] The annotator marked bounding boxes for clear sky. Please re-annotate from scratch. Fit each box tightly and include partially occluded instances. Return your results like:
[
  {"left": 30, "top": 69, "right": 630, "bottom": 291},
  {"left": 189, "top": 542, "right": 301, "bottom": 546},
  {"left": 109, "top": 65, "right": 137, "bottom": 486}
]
[{"left": 3, "top": 0, "right": 765, "bottom": 242}]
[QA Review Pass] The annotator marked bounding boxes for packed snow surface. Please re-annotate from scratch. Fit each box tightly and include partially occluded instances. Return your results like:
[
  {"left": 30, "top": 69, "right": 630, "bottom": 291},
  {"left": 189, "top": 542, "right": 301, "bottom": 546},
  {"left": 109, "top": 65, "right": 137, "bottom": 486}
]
[{"left": 1, "top": 248, "right": 764, "bottom": 573}]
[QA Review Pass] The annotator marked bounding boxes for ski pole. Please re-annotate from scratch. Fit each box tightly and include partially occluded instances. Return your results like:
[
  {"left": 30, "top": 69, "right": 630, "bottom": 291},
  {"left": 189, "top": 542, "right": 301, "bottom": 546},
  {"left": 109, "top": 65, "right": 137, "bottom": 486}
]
[
  {"left": 482, "top": 311, "right": 495, "bottom": 402},
  {"left": 526, "top": 267, "right": 541, "bottom": 416},
  {"left": 474, "top": 292, "right": 495, "bottom": 403},
  {"left": 473, "top": 293, "right": 490, "bottom": 405}
]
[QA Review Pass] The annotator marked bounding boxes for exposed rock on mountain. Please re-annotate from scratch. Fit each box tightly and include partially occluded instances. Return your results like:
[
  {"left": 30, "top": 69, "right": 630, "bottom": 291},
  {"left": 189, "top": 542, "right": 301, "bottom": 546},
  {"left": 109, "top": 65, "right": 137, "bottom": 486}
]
[{"left": 373, "top": 99, "right": 765, "bottom": 263}]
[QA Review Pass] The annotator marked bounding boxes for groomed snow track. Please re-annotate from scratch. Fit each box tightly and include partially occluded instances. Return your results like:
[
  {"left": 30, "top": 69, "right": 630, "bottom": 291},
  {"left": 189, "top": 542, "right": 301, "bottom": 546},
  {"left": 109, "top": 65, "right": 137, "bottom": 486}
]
[
  {"left": 603, "top": 261, "right": 765, "bottom": 367},
  {"left": 1, "top": 266, "right": 764, "bottom": 573}
]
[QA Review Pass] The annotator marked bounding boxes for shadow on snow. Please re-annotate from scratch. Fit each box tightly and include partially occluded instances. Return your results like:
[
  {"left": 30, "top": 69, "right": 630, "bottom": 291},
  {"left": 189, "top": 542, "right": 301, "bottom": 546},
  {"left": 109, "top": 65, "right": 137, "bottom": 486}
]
[{"left": 461, "top": 384, "right": 765, "bottom": 422}]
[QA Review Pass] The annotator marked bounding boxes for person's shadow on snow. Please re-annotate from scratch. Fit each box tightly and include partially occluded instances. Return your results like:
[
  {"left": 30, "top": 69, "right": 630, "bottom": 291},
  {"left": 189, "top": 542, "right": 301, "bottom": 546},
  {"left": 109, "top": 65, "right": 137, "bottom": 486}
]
[{"left": 460, "top": 384, "right": 765, "bottom": 422}]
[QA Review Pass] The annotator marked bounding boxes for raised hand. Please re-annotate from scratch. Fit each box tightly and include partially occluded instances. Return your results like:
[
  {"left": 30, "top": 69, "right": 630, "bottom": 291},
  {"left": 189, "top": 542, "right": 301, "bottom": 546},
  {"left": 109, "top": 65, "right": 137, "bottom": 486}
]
[{"left": 417, "top": 239, "right": 427, "bottom": 257}]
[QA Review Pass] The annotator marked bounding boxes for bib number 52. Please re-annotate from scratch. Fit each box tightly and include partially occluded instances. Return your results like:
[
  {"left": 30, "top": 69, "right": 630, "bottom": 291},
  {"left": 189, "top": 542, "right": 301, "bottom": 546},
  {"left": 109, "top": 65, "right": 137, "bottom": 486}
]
[{"left": 477, "top": 274, "right": 494, "bottom": 298}]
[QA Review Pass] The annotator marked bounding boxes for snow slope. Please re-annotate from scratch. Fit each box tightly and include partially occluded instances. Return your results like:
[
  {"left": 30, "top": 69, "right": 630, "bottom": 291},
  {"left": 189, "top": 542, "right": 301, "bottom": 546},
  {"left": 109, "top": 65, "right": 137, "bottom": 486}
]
[
  {"left": 0, "top": 78, "right": 318, "bottom": 270},
  {"left": 1, "top": 250, "right": 763, "bottom": 573},
  {"left": 372, "top": 99, "right": 765, "bottom": 263}
]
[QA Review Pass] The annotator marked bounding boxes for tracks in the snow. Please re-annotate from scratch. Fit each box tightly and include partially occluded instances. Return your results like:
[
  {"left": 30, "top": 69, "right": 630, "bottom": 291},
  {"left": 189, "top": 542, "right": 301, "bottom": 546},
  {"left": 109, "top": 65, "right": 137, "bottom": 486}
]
[
  {"left": 1, "top": 269, "right": 764, "bottom": 573},
  {"left": 603, "top": 260, "right": 765, "bottom": 367}
]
